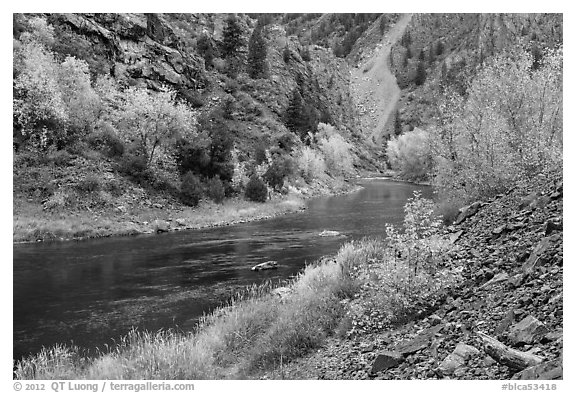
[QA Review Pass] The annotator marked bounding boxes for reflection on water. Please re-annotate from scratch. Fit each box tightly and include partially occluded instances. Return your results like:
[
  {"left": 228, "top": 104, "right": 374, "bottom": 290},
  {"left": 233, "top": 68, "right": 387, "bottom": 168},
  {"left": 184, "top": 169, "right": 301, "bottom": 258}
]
[{"left": 13, "top": 179, "right": 431, "bottom": 360}]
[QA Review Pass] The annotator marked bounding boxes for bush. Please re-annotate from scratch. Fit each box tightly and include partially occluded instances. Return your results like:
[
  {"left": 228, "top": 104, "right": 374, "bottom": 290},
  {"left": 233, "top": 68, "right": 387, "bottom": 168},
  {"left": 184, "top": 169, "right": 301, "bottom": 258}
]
[
  {"left": 180, "top": 172, "right": 204, "bottom": 207},
  {"left": 245, "top": 175, "right": 267, "bottom": 202},
  {"left": 206, "top": 176, "right": 226, "bottom": 203},
  {"left": 317, "top": 124, "right": 354, "bottom": 176},
  {"left": 296, "top": 146, "right": 326, "bottom": 181},
  {"left": 76, "top": 175, "right": 100, "bottom": 193},
  {"left": 117, "top": 150, "right": 151, "bottom": 184},
  {"left": 263, "top": 155, "right": 294, "bottom": 191},
  {"left": 386, "top": 127, "right": 432, "bottom": 181},
  {"left": 88, "top": 124, "right": 125, "bottom": 158}
]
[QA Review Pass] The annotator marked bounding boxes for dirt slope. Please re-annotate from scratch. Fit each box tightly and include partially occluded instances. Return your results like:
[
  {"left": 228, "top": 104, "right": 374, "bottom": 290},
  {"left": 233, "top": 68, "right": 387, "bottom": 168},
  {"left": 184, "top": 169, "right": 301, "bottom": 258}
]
[{"left": 350, "top": 14, "right": 412, "bottom": 145}]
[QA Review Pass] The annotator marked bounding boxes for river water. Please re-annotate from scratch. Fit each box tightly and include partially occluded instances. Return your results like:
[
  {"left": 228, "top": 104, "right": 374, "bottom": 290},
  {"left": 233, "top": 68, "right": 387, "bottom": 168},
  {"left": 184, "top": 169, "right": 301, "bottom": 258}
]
[{"left": 13, "top": 178, "right": 431, "bottom": 361}]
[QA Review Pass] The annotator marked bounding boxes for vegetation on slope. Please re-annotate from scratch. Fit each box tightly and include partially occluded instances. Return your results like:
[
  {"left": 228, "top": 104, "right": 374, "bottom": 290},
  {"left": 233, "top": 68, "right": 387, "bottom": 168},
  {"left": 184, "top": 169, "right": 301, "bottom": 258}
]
[{"left": 13, "top": 13, "right": 365, "bottom": 242}]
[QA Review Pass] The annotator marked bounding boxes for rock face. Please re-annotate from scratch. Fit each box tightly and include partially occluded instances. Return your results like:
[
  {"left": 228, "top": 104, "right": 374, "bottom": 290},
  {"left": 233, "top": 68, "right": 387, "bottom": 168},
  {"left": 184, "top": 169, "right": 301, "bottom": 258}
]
[{"left": 50, "top": 13, "right": 206, "bottom": 91}]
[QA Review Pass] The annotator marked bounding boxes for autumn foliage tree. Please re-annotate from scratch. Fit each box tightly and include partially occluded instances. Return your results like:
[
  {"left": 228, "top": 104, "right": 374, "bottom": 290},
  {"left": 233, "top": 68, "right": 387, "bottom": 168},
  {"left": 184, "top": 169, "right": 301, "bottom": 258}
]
[{"left": 430, "top": 46, "right": 563, "bottom": 203}]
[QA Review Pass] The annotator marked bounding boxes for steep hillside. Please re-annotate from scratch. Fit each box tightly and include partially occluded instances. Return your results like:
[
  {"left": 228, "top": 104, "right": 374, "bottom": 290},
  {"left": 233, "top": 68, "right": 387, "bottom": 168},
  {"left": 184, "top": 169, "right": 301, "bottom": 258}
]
[
  {"left": 350, "top": 14, "right": 412, "bottom": 145},
  {"left": 389, "top": 13, "right": 563, "bottom": 133},
  {"left": 13, "top": 13, "right": 370, "bottom": 242},
  {"left": 265, "top": 169, "right": 563, "bottom": 380}
]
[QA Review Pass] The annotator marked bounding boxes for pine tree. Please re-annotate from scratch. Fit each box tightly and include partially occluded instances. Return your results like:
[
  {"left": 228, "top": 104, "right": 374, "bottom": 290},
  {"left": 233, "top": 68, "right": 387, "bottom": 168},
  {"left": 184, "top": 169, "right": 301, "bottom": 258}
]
[
  {"left": 221, "top": 14, "right": 246, "bottom": 78},
  {"left": 285, "top": 88, "right": 317, "bottom": 141},
  {"left": 415, "top": 61, "right": 426, "bottom": 86},
  {"left": 247, "top": 20, "right": 268, "bottom": 79}
]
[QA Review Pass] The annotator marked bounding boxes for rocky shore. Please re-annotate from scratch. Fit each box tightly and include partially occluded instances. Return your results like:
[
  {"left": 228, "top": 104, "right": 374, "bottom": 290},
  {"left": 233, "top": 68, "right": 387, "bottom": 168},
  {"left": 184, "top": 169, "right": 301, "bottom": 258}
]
[{"left": 266, "top": 171, "right": 563, "bottom": 380}]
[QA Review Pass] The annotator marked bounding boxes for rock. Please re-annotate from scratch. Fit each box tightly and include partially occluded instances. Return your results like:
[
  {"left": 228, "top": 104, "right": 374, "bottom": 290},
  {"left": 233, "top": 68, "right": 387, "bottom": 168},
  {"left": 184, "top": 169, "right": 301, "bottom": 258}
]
[
  {"left": 512, "top": 359, "right": 562, "bottom": 380},
  {"left": 508, "top": 316, "right": 549, "bottom": 346},
  {"left": 542, "top": 219, "right": 562, "bottom": 235},
  {"left": 319, "top": 230, "right": 341, "bottom": 237},
  {"left": 479, "top": 272, "right": 509, "bottom": 290},
  {"left": 251, "top": 261, "right": 278, "bottom": 271},
  {"left": 541, "top": 330, "right": 562, "bottom": 344},
  {"left": 454, "top": 201, "right": 484, "bottom": 225},
  {"left": 395, "top": 324, "right": 444, "bottom": 356},
  {"left": 522, "top": 237, "right": 552, "bottom": 274},
  {"left": 370, "top": 351, "right": 404, "bottom": 373},
  {"left": 448, "top": 230, "right": 464, "bottom": 244},
  {"left": 116, "top": 205, "right": 127, "bottom": 213},
  {"left": 439, "top": 343, "right": 479, "bottom": 376},
  {"left": 152, "top": 203, "right": 163, "bottom": 209},
  {"left": 175, "top": 218, "right": 186, "bottom": 227},
  {"left": 483, "top": 355, "right": 497, "bottom": 367},
  {"left": 429, "top": 314, "right": 443, "bottom": 326},
  {"left": 153, "top": 219, "right": 170, "bottom": 233},
  {"left": 494, "top": 309, "right": 516, "bottom": 335},
  {"left": 478, "top": 332, "right": 544, "bottom": 371}
]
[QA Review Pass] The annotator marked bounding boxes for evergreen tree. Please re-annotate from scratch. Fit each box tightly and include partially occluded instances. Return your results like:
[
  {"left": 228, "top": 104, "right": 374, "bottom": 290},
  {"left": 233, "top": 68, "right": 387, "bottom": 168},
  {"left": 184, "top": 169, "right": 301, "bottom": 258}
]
[
  {"left": 247, "top": 20, "right": 268, "bottom": 79},
  {"left": 221, "top": 14, "right": 246, "bottom": 78},
  {"left": 283, "top": 45, "right": 291, "bottom": 63},
  {"left": 196, "top": 34, "right": 216, "bottom": 69},
  {"left": 285, "top": 88, "right": 317, "bottom": 141},
  {"left": 415, "top": 61, "right": 426, "bottom": 86}
]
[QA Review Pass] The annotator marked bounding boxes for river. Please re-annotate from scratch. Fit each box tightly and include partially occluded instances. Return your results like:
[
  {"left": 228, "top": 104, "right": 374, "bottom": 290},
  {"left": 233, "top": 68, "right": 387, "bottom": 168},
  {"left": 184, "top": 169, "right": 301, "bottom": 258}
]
[{"left": 13, "top": 178, "right": 431, "bottom": 361}]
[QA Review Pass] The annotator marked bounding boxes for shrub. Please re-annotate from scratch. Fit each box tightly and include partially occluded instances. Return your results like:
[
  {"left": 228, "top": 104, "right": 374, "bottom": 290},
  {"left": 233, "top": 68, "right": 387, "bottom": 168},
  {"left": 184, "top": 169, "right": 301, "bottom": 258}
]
[
  {"left": 263, "top": 155, "right": 294, "bottom": 191},
  {"left": 245, "top": 175, "right": 267, "bottom": 202},
  {"left": 88, "top": 124, "right": 125, "bottom": 158},
  {"left": 206, "top": 176, "right": 226, "bottom": 203},
  {"left": 317, "top": 124, "right": 354, "bottom": 176},
  {"left": 296, "top": 146, "right": 326, "bottom": 181},
  {"left": 386, "top": 127, "right": 432, "bottom": 181},
  {"left": 76, "top": 175, "right": 100, "bottom": 193},
  {"left": 180, "top": 172, "right": 204, "bottom": 207},
  {"left": 117, "top": 150, "right": 151, "bottom": 184}
]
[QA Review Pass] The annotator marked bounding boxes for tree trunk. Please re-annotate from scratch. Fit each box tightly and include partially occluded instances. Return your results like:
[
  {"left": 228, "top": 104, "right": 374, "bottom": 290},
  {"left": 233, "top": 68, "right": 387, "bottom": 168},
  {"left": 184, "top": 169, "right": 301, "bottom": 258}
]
[{"left": 477, "top": 332, "right": 544, "bottom": 371}]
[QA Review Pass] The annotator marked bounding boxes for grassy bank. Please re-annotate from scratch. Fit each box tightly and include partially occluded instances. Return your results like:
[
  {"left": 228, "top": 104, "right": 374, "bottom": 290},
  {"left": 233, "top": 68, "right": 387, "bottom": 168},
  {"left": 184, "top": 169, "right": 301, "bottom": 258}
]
[
  {"left": 15, "top": 247, "right": 359, "bottom": 379},
  {"left": 13, "top": 194, "right": 307, "bottom": 243}
]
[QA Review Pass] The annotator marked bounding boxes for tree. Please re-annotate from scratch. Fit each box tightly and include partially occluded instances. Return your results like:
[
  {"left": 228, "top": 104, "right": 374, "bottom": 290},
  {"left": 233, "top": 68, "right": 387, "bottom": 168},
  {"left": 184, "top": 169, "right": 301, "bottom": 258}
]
[
  {"left": 247, "top": 20, "right": 268, "bottom": 79},
  {"left": 196, "top": 33, "right": 217, "bottom": 69},
  {"left": 115, "top": 87, "right": 196, "bottom": 167},
  {"left": 285, "top": 88, "right": 314, "bottom": 140},
  {"left": 430, "top": 47, "right": 563, "bottom": 204},
  {"left": 221, "top": 14, "right": 246, "bottom": 77},
  {"left": 415, "top": 61, "right": 427, "bottom": 86},
  {"left": 386, "top": 128, "right": 432, "bottom": 181}
]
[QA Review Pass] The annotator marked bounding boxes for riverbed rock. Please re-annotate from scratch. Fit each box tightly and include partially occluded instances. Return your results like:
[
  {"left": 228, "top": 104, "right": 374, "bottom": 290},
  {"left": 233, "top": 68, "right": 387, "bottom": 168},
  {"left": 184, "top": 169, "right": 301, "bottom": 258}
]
[
  {"left": 251, "top": 261, "right": 278, "bottom": 271},
  {"left": 319, "top": 230, "right": 341, "bottom": 237}
]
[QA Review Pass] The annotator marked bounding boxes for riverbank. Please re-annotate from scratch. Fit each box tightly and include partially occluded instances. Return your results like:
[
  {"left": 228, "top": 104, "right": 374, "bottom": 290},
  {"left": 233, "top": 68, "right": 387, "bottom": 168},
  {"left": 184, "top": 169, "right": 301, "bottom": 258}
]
[
  {"left": 15, "top": 170, "right": 563, "bottom": 380},
  {"left": 13, "top": 178, "right": 361, "bottom": 244}
]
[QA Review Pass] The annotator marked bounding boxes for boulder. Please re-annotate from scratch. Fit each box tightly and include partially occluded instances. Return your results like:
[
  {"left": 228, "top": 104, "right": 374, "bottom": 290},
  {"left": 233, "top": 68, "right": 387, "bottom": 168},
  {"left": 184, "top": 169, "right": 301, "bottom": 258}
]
[
  {"left": 454, "top": 201, "right": 484, "bottom": 225},
  {"left": 439, "top": 343, "right": 479, "bottom": 375},
  {"left": 394, "top": 324, "right": 444, "bottom": 356},
  {"left": 175, "top": 218, "right": 186, "bottom": 227},
  {"left": 508, "top": 315, "right": 549, "bottom": 346},
  {"left": 370, "top": 351, "right": 404, "bottom": 373},
  {"left": 153, "top": 219, "right": 170, "bottom": 233},
  {"left": 480, "top": 272, "right": 509, "bottom": 290},
  {"left": 319, "top": 230, "right": 341, "bottom": 237},
  {"left": 512, "top": 358, "right": 562, "bottom": 380},
  {"left": 251, "top": 261, "right": 278, "bottom": 271}
]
